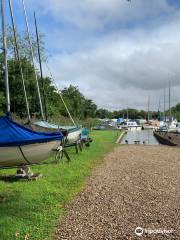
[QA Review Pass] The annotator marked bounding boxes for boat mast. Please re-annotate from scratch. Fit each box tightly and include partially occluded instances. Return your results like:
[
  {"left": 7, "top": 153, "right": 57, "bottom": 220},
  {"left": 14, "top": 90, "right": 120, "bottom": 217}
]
[
  {"left": 169, "top": 81, "right": 171, "bottom": 122},
  {"left": 34, "top": 12, "right": 48, "bottom": 120},
  {"left": 163, "top": 88, "right": 166, "bottom": 122},
  {"left": 147, "top": 96, "right": 150, "bottom": 122},
  {"left": 158, "top": 99, "right": 161, "bottom": 120},
  {"left": 21, "top": 0, "right": 45, "bottom": 120},
  {"left": 8, "top": 0, "right": 31, "bottom": 122},
  {"left": 1, "top": 0, "right": 10, "bottom": 113}
]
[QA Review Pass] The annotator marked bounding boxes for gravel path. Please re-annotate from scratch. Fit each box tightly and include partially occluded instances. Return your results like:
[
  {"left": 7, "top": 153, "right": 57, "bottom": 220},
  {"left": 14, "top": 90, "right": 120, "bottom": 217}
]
[{"left": 56, "top": 145, "right": 180, "bottom": 240}]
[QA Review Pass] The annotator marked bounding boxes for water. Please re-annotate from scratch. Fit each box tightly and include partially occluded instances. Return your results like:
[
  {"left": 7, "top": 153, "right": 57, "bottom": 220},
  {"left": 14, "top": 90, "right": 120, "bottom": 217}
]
[{"left": 121, "top": 130, "right": 159, "bottom": 145}]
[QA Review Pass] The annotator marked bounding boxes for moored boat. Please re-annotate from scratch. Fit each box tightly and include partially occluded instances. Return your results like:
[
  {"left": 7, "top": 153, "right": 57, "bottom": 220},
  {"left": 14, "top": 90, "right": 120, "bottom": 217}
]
[
  {"left": 121, "top": 121, "right": 141, "bottom": 131},
  {"left": 153, "top": 120, "right": 180, "bottom": 147},
  {"left": 153, "top": 130, "right": 180, "bottom": 147},
  {"left": 33, "top": 121, "right": 82, "bottom": 145}
]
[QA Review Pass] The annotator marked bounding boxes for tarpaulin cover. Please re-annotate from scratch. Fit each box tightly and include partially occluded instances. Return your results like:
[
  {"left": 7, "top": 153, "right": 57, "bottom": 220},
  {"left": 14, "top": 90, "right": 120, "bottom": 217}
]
[
  {"left": 0, "top": 115, "right": 63, "bottom": 147},
  {"left": 34, "top": 120, "right": 79, "bottom": 132}
]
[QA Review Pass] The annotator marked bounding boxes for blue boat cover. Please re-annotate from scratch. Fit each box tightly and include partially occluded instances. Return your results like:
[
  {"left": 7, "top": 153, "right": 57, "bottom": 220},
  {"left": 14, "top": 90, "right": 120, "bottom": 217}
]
[
  {"left": 0, "top": 115, "right": 63, "bottom": 147},
  {"left": 34, "top": 120, "right": 79, "bottom": 132}
]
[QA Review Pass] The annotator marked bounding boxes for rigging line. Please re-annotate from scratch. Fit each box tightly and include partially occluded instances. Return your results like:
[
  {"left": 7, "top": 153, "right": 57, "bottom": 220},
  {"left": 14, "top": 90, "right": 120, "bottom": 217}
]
[
  {"left": 18, "top": 146, "right": 32, "bottom": 165},
  {"left": 8, "top": 0, "right": 31, "bottom": 122},
  {"left": 21, "top": 0, "right": 45, "bottom": 120},
  {"left": 34, "top": 12, "right": 48, "bottom": 121},
  {"left": 45, "top": 61, "right": 76, "bottom": 126}
]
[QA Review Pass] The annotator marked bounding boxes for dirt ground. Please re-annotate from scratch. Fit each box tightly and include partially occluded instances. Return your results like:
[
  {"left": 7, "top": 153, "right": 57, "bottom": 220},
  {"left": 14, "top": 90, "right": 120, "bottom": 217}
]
[{"left": 56, "top": 145, "right": 180, "bottom": 240}]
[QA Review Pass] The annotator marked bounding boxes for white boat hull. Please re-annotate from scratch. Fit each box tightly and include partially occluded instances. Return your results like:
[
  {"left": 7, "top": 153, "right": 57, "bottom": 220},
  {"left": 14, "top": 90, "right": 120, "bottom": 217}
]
[
  {"left": 67, "top": 129, "right": 81, "bottom": 144},
  {"left": 0, "top": 141, "right": 57, "bottom": 167},
  {"left": 122, "top": 126, "right": 142, "bottom": 131},
  {"left": 53, "top": 129, "right": 82, "bottom": 150}
]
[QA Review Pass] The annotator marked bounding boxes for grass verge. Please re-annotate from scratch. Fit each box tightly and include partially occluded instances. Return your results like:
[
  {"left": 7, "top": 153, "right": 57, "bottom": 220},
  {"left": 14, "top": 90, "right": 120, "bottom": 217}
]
[{"left": 0, "top": 130, "right": 119, "bottom": 240}]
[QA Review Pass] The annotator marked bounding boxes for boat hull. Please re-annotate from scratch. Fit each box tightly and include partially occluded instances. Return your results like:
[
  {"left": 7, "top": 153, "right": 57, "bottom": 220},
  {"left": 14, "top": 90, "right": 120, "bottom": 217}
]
[
  {"left": 66, "top": 129, "right": 81, "bottom": 144},
  {"left": 0, "top": 141, "right": 57, "bottom": 167},
  {"left": 53, "top": 128, "right": 82, "bottom": 150},
  {"left": 143, "top": 125, "right": 158, "bottom": 130},
  {"left": 122, "top": 126, "right": 142, "bottom": 131},
  {"left": 30, "top": 123, "right": 81, "bottom": 145},
  {"left": 153, "top": 131, "right": 180, "bottom": 147}
]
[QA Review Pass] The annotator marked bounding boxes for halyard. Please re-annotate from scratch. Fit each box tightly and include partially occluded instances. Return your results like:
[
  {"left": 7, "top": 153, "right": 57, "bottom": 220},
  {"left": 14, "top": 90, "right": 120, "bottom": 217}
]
[{"left": 0, "top": 130, "right": 119, "bottom": 240}]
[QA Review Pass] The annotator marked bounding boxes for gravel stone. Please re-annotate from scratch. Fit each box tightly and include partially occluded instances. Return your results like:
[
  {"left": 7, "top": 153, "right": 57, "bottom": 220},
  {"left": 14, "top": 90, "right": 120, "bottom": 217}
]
[{"left": 56, "top": 145, "right": 180, "bottom": 240}]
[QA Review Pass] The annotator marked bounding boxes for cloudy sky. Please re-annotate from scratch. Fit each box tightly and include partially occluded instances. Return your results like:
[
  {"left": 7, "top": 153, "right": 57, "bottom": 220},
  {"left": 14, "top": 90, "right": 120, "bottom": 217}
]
[{"left": 7, "top": 0, "right": 180, "bottom": 110}]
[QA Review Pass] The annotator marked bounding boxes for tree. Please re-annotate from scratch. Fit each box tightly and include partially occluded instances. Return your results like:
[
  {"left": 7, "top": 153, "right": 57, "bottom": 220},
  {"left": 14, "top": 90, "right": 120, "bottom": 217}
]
[
  {"left": 0, "top": 25, "right": 46, "bottom": 61},
  {"left": 61, "top": 85, "right": 98, "bottom": 119},
  {"left": 96, "top": 108, "right": 112, "bottom": 119},
  {"left": 171, "top": 103, "right": 180, "bottom": 121}
]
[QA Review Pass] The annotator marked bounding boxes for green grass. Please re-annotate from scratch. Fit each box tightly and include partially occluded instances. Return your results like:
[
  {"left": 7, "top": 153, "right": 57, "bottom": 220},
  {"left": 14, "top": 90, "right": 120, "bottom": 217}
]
[{"left": 0, "top": 130, "right": 119, "bottom": 240}]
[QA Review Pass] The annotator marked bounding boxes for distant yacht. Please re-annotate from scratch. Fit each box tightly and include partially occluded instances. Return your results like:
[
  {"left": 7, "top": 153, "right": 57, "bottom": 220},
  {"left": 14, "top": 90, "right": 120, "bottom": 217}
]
[{"left": 121, "top": 121, "right": 141, "bottom": 131}]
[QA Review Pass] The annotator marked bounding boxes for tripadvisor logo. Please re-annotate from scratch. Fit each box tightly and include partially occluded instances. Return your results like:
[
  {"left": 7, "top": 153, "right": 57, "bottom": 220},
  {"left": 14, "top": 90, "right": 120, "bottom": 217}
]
[
  {"left": 135, "top": 227, "right": 144, "bottom": 236},
  {"left": 134, "top": 226, "right": 174, "bottom": 237}
]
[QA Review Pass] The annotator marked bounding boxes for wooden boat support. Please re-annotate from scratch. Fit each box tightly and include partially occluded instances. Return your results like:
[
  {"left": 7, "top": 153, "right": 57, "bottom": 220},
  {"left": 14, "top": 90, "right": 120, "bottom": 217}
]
[
  {"left": 16, "top": 166, "right": 43, "bottom": 180},
  {"left": 54, "top": 145, "right": 71, "bottom": 162},
  {"left": 53, "top": 136, "right": 92, "bottom": 162},
  {"left": 53, "top": 136, "right": 84, "bottom": 162},
  {"left": 65, "top": 140, "right": 83, "bottom": 154},
  {"left": 0, "top": 165, "right": 43, "bottom": 181}
]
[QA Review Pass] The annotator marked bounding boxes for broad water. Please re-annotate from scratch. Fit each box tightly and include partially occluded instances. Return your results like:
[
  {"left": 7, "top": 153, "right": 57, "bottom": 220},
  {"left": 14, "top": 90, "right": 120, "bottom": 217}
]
[{"left": 121, "top": 130, "right": 159, "bottom": 145}]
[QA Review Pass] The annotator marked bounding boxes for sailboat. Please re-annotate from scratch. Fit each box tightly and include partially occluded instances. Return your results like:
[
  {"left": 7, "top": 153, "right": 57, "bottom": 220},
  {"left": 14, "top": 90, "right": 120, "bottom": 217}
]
[{"left": 0, "top": 0, "right": 63, "bottom": 168}]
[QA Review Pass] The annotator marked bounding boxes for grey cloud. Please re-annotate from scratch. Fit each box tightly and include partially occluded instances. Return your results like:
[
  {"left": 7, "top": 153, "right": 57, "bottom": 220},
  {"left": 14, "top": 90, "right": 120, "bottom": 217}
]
[
  {"left": 45, "top": 21, "right": 180, "bottom": 110},
  {"left": 24, "top": 0, "right": 180, "bottom": 110}
]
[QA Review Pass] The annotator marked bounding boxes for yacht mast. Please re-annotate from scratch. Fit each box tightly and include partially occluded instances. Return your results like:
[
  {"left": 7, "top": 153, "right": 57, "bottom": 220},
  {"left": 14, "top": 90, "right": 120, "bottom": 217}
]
[
  {"left": 21, "top": 0, "right": 45, "bottom": 120},
  {"left": 169, "top": 81, "right": 171, "bottom": 122},
  {"left": 147, "top": 96, "right": 150, "bottom": 122},
  {"left": 163, "top": 88, "right": 166, "bottom": 122},
  {"left": 1, "top": 0, "right": 10, "bottom": 113},
  {"left": 34, "top": 12, "right": 48, "bottom": 120},
  {"left": 158, "top": 99, "right": 161, "bottom": 120},
  {"left": 8, "top": 0, "right": 31, "bottom": 121}
]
